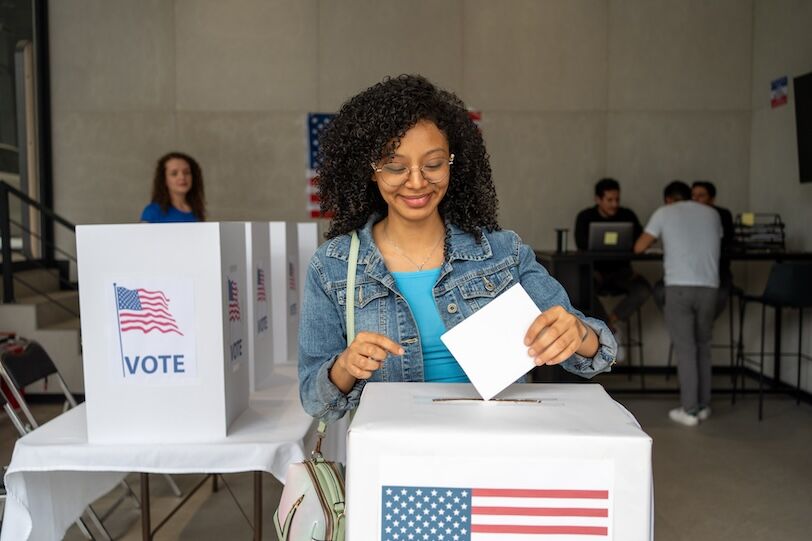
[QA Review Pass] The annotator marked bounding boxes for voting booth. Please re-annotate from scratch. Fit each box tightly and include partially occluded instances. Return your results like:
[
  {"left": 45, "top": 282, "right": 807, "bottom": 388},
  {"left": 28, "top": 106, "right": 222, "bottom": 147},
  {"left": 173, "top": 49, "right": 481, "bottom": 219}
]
[
  {"left": 245, "top": 222, "right": 273, "bottom": 392},
  {"left": 347, "top": 383, "right": 652, "bottom": 540},
  {"left": 269, "top": 221, "right": 298, "bottom": 364},
  {"left": 297, "top": 221, "right": 319, "bottom": 309},
  {"left": 77, "top": 223, "right": 249, "bottom": 444}
]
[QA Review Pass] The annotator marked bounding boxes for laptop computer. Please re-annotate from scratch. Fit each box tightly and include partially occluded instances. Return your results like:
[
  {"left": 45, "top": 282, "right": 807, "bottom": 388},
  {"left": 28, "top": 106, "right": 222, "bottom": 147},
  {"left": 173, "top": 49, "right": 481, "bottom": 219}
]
[{"left": 587, "top": 222, "right": 634, "bottom": 251}]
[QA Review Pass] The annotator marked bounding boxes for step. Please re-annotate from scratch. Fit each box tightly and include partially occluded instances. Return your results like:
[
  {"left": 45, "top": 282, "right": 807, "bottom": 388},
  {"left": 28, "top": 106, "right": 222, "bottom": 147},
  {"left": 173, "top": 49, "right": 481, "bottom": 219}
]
[
  {"left": 42, "top": 317, "right": 81, "bottom": 331},
  {"left": 0, "top": 268, "right": 64, "bottom": 298},
  {"left": 16, "top": 290, "right": 80, "bottom": 327}
]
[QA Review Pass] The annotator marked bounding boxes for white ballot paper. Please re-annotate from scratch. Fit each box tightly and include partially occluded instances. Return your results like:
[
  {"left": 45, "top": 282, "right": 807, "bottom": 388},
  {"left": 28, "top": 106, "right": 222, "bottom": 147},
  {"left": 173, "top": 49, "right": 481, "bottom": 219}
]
[{"left": 440, "top": 283, "right": 540, "bottom": 400}]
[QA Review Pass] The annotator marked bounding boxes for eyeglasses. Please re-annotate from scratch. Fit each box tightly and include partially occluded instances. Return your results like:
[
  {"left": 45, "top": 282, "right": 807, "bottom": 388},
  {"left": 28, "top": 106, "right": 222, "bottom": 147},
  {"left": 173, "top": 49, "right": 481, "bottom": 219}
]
[{"left": 371, "top": 154, "right": 455, "bottom": 188}]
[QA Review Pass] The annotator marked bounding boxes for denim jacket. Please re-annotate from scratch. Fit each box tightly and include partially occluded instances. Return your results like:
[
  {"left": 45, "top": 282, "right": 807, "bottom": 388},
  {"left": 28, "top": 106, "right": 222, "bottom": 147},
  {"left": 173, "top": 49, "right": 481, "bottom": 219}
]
[{"left": 299, "top": 215, "right": 617, "bottom": 421}]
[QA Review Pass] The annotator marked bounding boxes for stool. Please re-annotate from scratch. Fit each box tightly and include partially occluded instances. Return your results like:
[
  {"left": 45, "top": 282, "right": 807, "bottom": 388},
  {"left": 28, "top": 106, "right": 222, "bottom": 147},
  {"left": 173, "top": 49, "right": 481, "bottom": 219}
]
[
  {"left": 599, "top": 287, "right": 645, "bottom": 390},
  {"left": 623, "top": 307, "right": 645, "bottom": 390},
  {"left": 733, "top": 262, "right": 812, "bottom": 420}
]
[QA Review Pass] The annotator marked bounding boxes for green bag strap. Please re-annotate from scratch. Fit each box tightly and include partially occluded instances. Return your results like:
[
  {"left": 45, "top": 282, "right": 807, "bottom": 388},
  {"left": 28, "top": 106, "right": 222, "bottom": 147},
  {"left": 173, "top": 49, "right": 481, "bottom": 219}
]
[
  {"left": 315, "top": 230, "right": 360, "bottom": 447},
  {"left": 345, "top": 231, "right": 360, "bottom": 346}
]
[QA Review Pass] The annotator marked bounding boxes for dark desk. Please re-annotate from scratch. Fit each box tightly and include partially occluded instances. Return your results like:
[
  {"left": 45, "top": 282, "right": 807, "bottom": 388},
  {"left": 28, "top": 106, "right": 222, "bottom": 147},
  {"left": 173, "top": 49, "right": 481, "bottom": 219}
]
[{"left": 536, "top": 249, "right": 812, "bottom": 383}]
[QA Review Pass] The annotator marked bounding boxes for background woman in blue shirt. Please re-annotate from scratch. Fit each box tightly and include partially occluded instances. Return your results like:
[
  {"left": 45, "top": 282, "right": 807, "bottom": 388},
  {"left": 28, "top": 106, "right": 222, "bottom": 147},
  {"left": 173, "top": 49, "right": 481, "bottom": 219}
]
[
  {"left": 299, "top": 75, "right": 616, "bottom": 421},
  {"left": 140, "top": 151, "right": 206, "bottom": 223}
]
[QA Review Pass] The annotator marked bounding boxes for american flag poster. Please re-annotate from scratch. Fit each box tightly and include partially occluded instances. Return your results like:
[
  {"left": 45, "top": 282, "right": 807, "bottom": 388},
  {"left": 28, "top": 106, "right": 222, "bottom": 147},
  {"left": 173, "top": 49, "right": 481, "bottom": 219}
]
[
  {"left": 226, "top": 274, "right": 245, "bottom": 364},
  {"left": 377, "top": 457, "right": 614, "bottom": 541},
  {"left": 771, "top": 76, "right": 788, "bottom": 108},
  {"left": 307, "top": 112, "right": 335, "bottom": 219},
  {"left": 110, "top": 280, "right": 197, "bottom": 383}
]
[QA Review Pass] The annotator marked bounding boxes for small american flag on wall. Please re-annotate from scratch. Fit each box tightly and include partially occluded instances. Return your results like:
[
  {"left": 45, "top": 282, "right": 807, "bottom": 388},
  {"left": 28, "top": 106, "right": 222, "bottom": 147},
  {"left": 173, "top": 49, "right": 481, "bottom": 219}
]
[{"left": 307, "top": 112, "right": 335, "bottom": 219}]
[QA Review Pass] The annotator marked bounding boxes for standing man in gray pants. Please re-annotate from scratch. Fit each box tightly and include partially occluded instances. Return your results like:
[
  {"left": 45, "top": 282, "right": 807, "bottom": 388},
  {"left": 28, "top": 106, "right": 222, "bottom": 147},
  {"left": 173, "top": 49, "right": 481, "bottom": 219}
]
[{"left": 634, "top": 181, "right": 722, "bottom": 426}]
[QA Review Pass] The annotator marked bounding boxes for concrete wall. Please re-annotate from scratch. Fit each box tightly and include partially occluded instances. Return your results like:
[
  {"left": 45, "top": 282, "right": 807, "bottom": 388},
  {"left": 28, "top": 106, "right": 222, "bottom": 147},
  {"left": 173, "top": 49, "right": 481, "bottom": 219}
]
[
  {"left": 48, "top": 0, "right": 812, "bottom": 389},
  {"left": 49, "top": 0, "right": 753, "bottom": 240},
  {"left": 747, "top": 0, "right": 812, "bottom": 391}
]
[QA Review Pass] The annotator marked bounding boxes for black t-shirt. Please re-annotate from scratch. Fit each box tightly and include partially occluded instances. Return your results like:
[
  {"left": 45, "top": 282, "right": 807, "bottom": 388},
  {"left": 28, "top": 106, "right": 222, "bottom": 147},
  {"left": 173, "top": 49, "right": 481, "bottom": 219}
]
[
  {"left": 574, "top": 206, "right": 643, "bottom": 275},
  {"left": 715, "top": 205, "right": 734, "bottom": 279}
]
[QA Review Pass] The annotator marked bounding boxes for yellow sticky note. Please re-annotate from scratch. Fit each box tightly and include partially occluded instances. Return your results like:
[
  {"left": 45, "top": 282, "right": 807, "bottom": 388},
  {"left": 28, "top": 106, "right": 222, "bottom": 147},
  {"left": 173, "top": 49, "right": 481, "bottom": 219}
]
[
  {"left": 604, "top": 232, "right": 618, "bottom": 245},
  {"left": 741, "top": 212, "right": 755, "bottom": 226}
]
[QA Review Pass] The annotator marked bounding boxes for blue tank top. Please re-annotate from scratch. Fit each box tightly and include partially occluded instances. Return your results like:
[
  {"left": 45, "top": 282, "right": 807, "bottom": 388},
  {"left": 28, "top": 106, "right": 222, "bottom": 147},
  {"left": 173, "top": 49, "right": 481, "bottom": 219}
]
[{"left": 391, "top": 268, "right": 469, "bottom": 383}]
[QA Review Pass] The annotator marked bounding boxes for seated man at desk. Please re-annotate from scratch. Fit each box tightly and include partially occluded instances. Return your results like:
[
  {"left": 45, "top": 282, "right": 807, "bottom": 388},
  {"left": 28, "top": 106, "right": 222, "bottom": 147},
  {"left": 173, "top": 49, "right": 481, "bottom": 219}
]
[
  {"left": 635, "top": 181, "right": 722, "bottom": 426},
  {"left": 574, "top": 178, "right": 651, "bottom": 332}
]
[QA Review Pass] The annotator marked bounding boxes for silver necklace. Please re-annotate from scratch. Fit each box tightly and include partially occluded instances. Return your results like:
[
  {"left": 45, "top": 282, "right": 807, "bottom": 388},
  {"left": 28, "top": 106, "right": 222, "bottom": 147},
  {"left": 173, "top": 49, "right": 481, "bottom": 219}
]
[{"left": 383, "top": 223, "right": 444, "bottom": 271}]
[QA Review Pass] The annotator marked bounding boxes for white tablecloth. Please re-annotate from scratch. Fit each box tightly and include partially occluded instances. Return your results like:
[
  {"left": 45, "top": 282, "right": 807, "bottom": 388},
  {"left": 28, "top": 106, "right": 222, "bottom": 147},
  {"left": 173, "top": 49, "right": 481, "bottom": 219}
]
[{"left": 1, "top": 365, "right": 347, "bottom": 541}]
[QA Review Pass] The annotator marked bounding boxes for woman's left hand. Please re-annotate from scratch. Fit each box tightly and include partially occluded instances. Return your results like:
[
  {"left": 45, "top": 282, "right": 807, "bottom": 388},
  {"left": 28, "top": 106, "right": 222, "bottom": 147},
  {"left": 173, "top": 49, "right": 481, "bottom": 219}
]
[{"left": 524, "top": 305, "right": 590, "bottom": 366}]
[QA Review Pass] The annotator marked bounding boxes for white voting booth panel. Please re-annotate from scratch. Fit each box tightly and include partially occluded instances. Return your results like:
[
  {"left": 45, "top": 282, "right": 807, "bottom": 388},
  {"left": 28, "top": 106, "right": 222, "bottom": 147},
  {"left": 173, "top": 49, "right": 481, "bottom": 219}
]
[
  {"left": 245, "top": 222, "right": 273, "bottom": 392},
  {"left": 269, "top": 222, "right": 298, "bottom": 364},
  {"left": 77, "top": 223, "right": 249, "bottom": 444},
  {"left": 297, "top": 222, "right": 319, "bottom": 309},
  {"left": 347, "top": 383, "right": 652, "bottom": 541}
]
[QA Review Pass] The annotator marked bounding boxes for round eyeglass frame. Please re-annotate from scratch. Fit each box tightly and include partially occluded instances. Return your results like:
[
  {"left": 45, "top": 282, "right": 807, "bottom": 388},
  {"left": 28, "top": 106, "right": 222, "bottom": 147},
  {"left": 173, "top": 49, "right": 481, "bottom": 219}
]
[{"left": 371, "top": 154, "right": 455, "bottom": 187}]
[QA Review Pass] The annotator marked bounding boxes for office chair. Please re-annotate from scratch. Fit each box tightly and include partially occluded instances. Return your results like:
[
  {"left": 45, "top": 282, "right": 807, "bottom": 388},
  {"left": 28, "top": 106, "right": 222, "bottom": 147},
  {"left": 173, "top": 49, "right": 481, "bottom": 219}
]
[{"left": 733, "top": 262, "right": 812, "bottom": 420}]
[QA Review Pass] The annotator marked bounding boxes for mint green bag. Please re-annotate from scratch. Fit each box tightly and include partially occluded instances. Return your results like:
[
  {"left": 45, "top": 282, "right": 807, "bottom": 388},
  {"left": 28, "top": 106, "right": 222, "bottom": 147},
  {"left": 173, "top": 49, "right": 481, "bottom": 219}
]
[{"left": 274, "top": 232, "right": 359, "bottom": 540}]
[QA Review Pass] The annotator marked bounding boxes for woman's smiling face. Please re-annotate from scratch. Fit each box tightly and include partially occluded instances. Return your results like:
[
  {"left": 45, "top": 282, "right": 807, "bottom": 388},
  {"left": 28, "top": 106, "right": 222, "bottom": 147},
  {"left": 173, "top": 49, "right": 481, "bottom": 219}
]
[{"left": 372, "top": 120, "right": 451, "bottom": 225}]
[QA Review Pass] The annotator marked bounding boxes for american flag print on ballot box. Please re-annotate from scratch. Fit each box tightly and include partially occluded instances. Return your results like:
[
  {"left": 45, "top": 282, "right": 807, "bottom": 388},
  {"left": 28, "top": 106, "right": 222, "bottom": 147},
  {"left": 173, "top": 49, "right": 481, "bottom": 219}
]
[
  {"left": 244, "top": 221, "right": 272, "bottom": 393},
  {"left": 77, "top": 223, "right": 250, "bottom": 444},
  {"left": 381, "top": 486, "right": 610, "bottom": 540},
  {"left": 347, "top": 383, "right": 651, "bottom": 540},
  {"left": 112, "top": 280, "right": 196, "bottom": 382}
]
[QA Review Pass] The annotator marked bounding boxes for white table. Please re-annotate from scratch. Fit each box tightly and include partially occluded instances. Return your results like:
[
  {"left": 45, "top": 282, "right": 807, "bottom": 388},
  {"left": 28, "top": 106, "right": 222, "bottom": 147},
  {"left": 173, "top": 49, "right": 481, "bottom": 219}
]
[{"left": 1, "top": 365, "right": 346, "bottom": 541}]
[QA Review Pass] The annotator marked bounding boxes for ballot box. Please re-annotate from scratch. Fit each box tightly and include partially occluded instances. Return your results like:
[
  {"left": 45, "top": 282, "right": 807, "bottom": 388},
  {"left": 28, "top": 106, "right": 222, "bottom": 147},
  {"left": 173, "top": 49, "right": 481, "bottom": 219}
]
[
  {"left": 269, "top": 221, "right": 298, "bottom": 364},
  {"left": 245, "top": 222, "right": 273, "bottom": 392},
  {"left": 77, "top": 223, "right": 249, "bottom": 444},
  {"left": 347, "top": 383, "right": 652, "bottom": 541}
]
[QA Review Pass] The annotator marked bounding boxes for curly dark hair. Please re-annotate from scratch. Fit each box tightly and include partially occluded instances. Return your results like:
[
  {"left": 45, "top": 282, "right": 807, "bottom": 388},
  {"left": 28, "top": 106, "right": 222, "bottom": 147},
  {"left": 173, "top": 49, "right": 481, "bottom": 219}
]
[
  {"left": 317, "top": 74, "right": 499, "bottom": 239},
  {"left": 151, "top": 151, "right": 206, "bottom": 221}
]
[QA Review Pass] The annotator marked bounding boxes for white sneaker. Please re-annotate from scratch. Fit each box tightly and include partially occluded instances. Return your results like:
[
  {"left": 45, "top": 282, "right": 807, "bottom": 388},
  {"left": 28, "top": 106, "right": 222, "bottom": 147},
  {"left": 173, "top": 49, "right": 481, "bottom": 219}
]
[
  {"left": 669, "top": 407, "right": 699, "bottom": 427},
  {"left": 697, "top": 406, "right": 712, "bottom": 421}
]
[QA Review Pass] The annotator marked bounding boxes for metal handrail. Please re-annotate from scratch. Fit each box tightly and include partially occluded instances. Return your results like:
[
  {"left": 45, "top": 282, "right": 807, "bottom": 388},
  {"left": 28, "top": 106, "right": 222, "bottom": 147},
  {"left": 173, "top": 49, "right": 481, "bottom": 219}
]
[
  {"left": 0, "top": 181, "right": 75, "bottom": 231},
  {"left": 0, "top": 180, "right": 76, "bottom": 304}
]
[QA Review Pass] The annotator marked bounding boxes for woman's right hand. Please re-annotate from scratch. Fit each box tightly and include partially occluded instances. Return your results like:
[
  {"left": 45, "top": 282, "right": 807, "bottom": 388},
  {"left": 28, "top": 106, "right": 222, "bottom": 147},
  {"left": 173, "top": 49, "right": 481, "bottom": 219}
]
[{"left": 329, "top": 331, "right": 404, "bottom": 393}]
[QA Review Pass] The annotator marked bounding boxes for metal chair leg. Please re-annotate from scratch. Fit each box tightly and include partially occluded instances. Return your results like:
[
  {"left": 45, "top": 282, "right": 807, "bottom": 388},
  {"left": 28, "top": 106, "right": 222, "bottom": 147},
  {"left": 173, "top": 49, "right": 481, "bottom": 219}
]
[
  {"left": 163, "top": 474, "right": 183, "bottom": 497},
  {"left": 733, "top": 299, "right": 747, "bottom": 405},
  {"left": 759, "top": 304, "right": 766, "bottom": 421},
  {"left": 729, "top": 291, "right": 736, "bottom": 382},
  {"left": 74, "top": 517, "right": 95, "bottom": 540},
  {"left": 626, "top": 316, "right": 634, "bottom": 379},
  {"left": 666, "top": 342, "right": 673, "bottom": 381},
  {"left": 637, "top": 308, "right": 645, "bottom": 391},
  {"left": 798, "top": 309, "right": 804, "bottom": 405},
  {"left": 85, "top": 504, "right": 113, "bottom": 541}
]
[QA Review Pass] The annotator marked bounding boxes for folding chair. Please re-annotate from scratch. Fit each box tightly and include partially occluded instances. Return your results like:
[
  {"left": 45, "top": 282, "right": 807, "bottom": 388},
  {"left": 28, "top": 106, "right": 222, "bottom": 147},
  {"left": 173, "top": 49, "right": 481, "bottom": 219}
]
[
  {"left": 1, "top": 389, "right": 98, "bottom": 539},
  {"left": 0, "top": 341, "right": 183, "bottom": 497}
]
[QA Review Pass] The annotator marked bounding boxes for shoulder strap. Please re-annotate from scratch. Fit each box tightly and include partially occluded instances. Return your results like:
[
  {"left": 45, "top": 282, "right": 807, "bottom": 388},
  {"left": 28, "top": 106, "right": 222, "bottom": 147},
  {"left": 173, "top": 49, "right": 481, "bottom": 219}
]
[
  {"left": 314, "top": 231, "right": 360, "bottom": 446},
  {"left": 345, "top": 231, "right": 360, "bottom": 346}
]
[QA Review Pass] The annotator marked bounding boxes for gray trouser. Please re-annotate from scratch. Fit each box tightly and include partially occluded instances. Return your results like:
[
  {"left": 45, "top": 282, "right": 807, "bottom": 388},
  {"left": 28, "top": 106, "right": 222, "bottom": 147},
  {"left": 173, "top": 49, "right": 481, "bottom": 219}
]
[
  {"left": 654, "top": 274, "right": 732, "bottom": 319},
  {"left": 664, "top": 286, "right": 717, "bottom": 412}
]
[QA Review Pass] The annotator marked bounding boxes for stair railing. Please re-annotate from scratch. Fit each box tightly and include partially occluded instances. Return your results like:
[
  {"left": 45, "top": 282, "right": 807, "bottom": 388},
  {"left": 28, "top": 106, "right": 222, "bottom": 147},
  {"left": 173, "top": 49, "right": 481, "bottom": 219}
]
[{"left": 0, "top": 180, "right": 77, "bottom": 308}]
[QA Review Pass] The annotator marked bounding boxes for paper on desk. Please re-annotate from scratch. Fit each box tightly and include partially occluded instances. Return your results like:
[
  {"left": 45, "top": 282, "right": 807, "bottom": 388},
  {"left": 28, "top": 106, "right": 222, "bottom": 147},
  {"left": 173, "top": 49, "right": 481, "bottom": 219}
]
[{"left": 440, "top": 283, "right": 540, "bottom": 400}]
